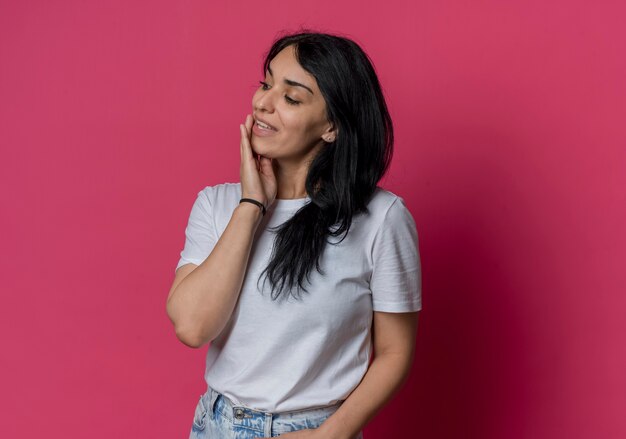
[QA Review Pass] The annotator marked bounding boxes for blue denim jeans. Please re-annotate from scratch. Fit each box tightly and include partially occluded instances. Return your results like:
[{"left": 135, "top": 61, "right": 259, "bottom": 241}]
[{"left": 189, "top": 386, "right": 364, "bottom": 438}]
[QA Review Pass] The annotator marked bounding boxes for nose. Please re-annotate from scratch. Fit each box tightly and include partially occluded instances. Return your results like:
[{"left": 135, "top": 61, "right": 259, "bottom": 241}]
[{"left": 254, "top": 89, "right": 275, "bottom": 113}]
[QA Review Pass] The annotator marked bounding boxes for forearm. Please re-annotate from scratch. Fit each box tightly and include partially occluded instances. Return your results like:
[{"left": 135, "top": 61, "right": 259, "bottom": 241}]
[
  {"left": 167, "top": 203, "right": 262, "bottom": 346},
  {"left": 319, "top": 352, "right": 413, "bottom": 439}
]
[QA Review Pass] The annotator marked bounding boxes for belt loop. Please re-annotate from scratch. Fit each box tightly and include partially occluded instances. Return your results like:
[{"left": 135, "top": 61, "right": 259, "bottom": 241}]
[
  {"left": 265, "top": 412, "right": 273, "bottom": 438},
  {"left": 208, "top": 387, "right": 220, "bottom": 420}
]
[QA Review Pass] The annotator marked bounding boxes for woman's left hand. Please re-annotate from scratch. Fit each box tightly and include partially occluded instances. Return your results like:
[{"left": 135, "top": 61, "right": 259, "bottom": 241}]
[{"left": 254, "top": 428, "right": 321, "bottom": 438}]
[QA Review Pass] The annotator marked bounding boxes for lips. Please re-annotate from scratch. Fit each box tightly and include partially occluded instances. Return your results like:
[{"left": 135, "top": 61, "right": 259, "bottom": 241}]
[{"left": 254, "top": 115, "right": 278, "bottom": 131}]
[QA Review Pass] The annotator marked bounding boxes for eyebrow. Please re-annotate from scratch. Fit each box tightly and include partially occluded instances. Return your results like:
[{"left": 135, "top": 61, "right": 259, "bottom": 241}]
[{"left": 267, "top": 65, "right": 314, "bottom": 95}]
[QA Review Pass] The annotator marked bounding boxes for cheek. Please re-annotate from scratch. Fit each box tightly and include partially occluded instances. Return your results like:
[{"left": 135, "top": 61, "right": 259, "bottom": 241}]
[{"left": 280, "top": 113, "right": 312, "bottom": 136}]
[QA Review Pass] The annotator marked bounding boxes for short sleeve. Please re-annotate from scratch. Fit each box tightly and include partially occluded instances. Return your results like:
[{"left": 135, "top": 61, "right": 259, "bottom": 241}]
[
  {"left": 370, "top": 197, "right": 422, "bottom": 312},
  {"left": 175, "top": 187, "right": 218, "bottom": 273}
]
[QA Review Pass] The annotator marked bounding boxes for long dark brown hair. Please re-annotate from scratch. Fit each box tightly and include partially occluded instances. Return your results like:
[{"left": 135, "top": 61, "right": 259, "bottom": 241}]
[{"left": 256, "top": 29, "right": 394, "bottom": 302}]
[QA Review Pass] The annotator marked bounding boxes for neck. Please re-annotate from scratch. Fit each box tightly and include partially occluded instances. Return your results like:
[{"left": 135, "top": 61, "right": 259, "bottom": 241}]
[{"left": 273, "top": 159, "right": 309, "bottom": 199}]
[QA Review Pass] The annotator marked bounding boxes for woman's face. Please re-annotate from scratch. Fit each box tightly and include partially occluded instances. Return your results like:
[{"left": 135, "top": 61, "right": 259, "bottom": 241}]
[{"left": 251, "top": 45, "right": 336, "bottom": 162}]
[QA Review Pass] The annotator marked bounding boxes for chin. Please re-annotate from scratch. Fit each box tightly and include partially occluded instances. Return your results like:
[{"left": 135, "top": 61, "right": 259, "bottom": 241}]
[{"left": 250, "top": 140, "right": 268, "bottom": 156}]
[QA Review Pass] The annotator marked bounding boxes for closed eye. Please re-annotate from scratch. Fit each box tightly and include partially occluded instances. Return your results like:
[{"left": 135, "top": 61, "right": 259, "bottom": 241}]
[{"left": 259, "top": 81, "right": 300, "bottom": 105}]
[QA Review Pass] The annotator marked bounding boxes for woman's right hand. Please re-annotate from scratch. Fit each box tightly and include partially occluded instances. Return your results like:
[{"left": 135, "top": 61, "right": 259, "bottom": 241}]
[{"left": 240, "top": 114, "right": 277, "bottom": 210}]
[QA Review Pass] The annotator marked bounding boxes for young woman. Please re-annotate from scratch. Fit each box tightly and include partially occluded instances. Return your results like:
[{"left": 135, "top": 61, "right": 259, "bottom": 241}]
[{"left": 167, "top": 30, "right": 422, "bottom": 439}]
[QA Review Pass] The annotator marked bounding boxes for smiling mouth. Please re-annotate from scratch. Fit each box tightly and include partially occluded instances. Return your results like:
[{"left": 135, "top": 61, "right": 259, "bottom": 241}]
[
  {"left": 255, "top": 120, "right": 277, "bottom": 131},
  {"left": 253, "top": 120, "right": 279, "bottom": 137}
]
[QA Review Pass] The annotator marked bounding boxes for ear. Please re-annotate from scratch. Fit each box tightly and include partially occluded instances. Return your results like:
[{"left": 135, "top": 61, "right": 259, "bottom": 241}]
[{"left": 322, "top": 123, "right": 338, "bottom": 143}]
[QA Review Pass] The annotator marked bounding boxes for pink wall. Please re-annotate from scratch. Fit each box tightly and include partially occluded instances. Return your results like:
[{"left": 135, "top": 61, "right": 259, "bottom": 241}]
[{"left": 1, "top": 1, "right": 624, "bottom": 438}]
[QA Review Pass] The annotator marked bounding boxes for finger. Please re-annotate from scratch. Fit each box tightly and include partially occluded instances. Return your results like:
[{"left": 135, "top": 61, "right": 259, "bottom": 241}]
[
  {"left": 240, "top": 123, "right": 251, "bottom": 161},
  {"left": 259, "top": 156, "right": 273, "bottom": 176},
  {"left": 245, "top": 113, "right": 253, "bottom": 133},
  {"left": 241, "top": 121, "right": 260, "bottom": 182},
  {"left": 242, "top": 117, "right": 253, "bottom": 152},
  {"left": 245, "top": 114, "right": 255, "bottom": 156},
  {"left": 240, "top": 124, "right": 244, "bottom": 158}
]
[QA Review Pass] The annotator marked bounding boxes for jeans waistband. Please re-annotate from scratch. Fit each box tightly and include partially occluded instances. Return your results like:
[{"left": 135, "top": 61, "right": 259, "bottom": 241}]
[{"left": 207, "top": 385, "right": 344, "bottom": 420}]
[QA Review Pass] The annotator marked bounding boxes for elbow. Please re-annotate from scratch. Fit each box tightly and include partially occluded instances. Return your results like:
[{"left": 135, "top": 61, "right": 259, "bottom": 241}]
[
  {"left": 166, "top": 305, "right": 210, "bottom": 349},
  {"left": 172, "top": 318, "right": 213, "bottom": 349},
  {"left": 166, "top": 297, "right": 218, "bottom": 348},
  {"left": 175, "top": 326, "right": 207, "bottom": 349}
]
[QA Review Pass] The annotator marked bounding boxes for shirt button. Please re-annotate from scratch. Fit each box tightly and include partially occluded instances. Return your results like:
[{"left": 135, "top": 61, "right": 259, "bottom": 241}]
[{"left": 235, "top": 409, "right": 244, "bottom": 419}]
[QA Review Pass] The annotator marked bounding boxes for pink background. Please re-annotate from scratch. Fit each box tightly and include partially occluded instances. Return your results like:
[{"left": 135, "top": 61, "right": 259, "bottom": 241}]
[{"left": 1, "top": 1, "right": 624, "bottom": 438}]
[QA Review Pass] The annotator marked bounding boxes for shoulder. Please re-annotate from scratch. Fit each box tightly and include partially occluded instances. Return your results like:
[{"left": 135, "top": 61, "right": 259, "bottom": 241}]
[
  {"left": 197, "top": 181, "right": 241, "bottom": 203},
  {"left": 369, "top": 186, "right": 403, "bottom": 206},
  {"left": 363, "top": 187, "right": 418, "bottom": 248},
  {"left": 367, "top": 186, "right": 413, "bottom": 223},
  {"left": 191, "top": 182, "right": 241, "bottom": 217}
]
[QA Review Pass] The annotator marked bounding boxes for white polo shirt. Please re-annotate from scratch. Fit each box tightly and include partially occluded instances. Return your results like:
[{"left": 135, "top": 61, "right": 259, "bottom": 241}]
[{"left": 176, "top": 182, "right": 422, "bottom": 412}]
